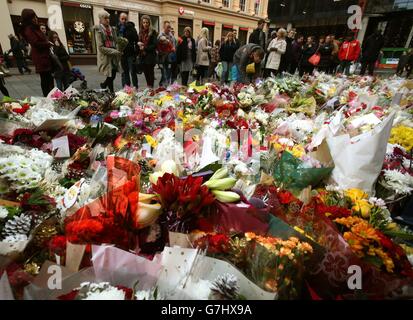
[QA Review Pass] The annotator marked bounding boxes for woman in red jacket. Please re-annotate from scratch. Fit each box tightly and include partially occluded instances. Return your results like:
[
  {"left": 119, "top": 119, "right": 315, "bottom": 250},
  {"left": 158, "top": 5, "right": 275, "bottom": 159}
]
[
  {"left": 20, "top": 9, "right": 54, "bottom": 96},
  {"left": 337, "top": 32, "right": 361, "bottom": 76}
]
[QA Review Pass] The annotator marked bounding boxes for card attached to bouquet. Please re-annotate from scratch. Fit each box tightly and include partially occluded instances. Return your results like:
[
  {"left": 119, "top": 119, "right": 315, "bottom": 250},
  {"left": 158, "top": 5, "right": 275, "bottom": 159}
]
[
  {"left": 35, "top": 118, "right": 70, "bottom": 132},
  {"left": 52, "top": 135, "right": 70, "bottom": 158},
  {"left": 62, "top": 178, "right": 85, "bottom": 210},
  {"left": 350, "top": 113, "right": 381, "bottom": 129}
]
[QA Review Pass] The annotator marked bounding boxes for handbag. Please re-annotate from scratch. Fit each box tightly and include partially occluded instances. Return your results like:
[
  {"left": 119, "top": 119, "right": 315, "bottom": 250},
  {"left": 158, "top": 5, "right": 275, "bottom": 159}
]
[
  {"left": 308, "top": 52, "right": 321, "bottom": 66},
  {"left": 191, "top": 66, "right": 198, "bottom": 77},
  {"left": 50, "top": 48, "right": 63, "bottom": 74}
]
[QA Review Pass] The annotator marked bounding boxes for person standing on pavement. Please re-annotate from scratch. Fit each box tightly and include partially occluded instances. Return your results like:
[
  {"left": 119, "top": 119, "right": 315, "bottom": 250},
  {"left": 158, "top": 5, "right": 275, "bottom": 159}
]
[
  {"left": 317, "top": 35, "right": 334, "bottom": 74},
  {"left": 170, "top": 27, "right": 179, "bottom": 83},
  {"left": 249, "top": 19, "right": 266, "bottom": 50},
  {"left": 329, "top": 34, "right": 340, "bottom": 74},
  {"left": 299, "top": 36, "right": 318, "bottom": 77},
  {"left": 20, "top": 9, "right": 54, "bottom": 97},
  {"left": 177, "top": 26, "right": 196, "bottom": 86},
  {"left": 49, "top": 31, "right": 71, "bottom": 91},
  {"left": 264, "top": 28, "right": 287, "bottom": 77},
  {"left": 138, "top": 15, "right": 158, "bottom": 88},
  {"left": 337, "top": 32, "right": 361, "bottom": 75},
  {"left": 158, "top": 21, "right": 176, "bottom": 87},
  {"left": 232, "top": 29, "right": 241, "bottom": 48},
  {"left": 94, "top": 10, "right": 121, "bottom": 93},
  {"left": 208, "top": 39, "right": 220, "bottom": 80},
  {"left": 289, "top": 34, "right": 303, "bottom": 75},
  {"left": 360, "top": 29, "right": 384, "bottom": 76},
  {"left": 195, "top": 27, "right": 212, "bottom": 85},
  {"left": 219, "top": 31, "right": 238, "bottom": 85},
  {"left": 8, "top": 34, "right": 31, "bottom": 74},
  {"left": 0, "top": 73, "right": 10, "bottom": 97},
  {"left": 279, "top": 29, "right": 295, "bottom": 74},
  {"left": 118, "top": 12, "right": 138, "bottom": 88}
]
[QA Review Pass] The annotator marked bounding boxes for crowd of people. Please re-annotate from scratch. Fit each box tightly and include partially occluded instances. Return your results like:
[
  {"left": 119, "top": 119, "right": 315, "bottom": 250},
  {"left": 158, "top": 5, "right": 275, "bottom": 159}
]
[{"left": 1, "top": 12, "right": 413, "bottom": 98}]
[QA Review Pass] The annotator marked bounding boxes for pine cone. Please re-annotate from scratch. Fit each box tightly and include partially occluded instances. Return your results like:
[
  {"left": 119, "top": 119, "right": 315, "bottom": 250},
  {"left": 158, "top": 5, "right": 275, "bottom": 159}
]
[
  {"left": 2, "top": 213, "right": 32, "bottom": 240},
  {"left": 33, "top": 224, "right": 58, "bottom": 247},
  {"left": 210, "top": 273, "right": 240, "bottom": 300}
]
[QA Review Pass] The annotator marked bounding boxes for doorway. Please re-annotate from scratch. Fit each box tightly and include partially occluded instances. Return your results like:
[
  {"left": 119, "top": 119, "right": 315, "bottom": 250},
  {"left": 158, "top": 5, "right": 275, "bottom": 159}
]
[
  {"left": 178, "top": 18, "right": 193, "bottom": 38},
  {"left": 238, "top": 28, "right": 248, "bottom": 46}
]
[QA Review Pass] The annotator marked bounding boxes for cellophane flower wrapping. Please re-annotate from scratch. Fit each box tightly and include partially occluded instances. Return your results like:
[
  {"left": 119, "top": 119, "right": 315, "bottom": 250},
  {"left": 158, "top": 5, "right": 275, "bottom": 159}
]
[
  {"left": 273, "top": 151, "right": 333, "bottom": 192},
  {"left": 64, "top": 156, "right": 141, "bottom": 251}
]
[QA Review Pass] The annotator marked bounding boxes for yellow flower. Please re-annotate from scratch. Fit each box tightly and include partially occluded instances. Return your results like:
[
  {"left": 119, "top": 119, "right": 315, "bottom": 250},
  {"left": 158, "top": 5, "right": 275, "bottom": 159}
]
[
  {"left": 145, "top": 135, "right": 158, "bottom": 148},
  {"left": 352, "top": 199, "right": 373, "bottom": 218},
  {"left": 290, "top": 145, "right": 305, "bottom": 158},
  {"left": 345, "top": 188, "right": 368, "bottom": 202},
  {"left": 389, "top": 126, "right": 413, "bottom": 151}
]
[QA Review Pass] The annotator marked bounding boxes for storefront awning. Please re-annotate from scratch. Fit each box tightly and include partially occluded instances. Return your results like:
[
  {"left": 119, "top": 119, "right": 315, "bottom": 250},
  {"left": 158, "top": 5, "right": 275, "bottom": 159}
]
[
  {"left": 203, "top": 21, "right": 215, "bottom": 26},
  {"left": 223, "top": 24, "right": 234, "bottom": 29}
]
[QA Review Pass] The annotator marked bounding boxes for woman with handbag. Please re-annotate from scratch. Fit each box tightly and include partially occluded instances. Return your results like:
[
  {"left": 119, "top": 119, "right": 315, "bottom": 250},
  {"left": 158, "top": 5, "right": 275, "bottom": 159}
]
[
  {"left": 176, "top": 27, "right": 196, "bottom": 86},
  {"left": 299, "top": 36, "right": 318, "bottom": 77},
  {"left": 137, "top": 15, "right": 158, "bottom": 88},
  {"left": 94, "top": 10, "right": 121, "bottom": 93},
  {"left": 195, "top": 28, "right": 212, "bottom": 85},
  {"left": 264, "top": 28, "right": 287, "bottom": 78},
  {"left": 49, "top": 32, "right": 71, "bottom": 91},
  {"left": 20, "top": 8, "right": 54, "bottom": 96}
]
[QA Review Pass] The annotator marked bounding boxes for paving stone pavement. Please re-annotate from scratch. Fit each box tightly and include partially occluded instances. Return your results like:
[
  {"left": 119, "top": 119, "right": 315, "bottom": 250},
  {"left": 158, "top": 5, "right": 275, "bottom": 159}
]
[
  {"left": 2, "top": 65, "right": 164, "bottom": 99},
  {"left": 1, "top": 64, "right": 397, "bottom": 100}
]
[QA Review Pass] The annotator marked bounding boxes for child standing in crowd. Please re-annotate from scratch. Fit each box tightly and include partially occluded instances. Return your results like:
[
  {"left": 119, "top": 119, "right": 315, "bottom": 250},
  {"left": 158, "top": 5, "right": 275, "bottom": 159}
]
[
  {"left": 208, "top": 40, "right": 221, "bottom": 81},
  {"left": 233, "top": 43, "right": 265, "bottom": 84}
]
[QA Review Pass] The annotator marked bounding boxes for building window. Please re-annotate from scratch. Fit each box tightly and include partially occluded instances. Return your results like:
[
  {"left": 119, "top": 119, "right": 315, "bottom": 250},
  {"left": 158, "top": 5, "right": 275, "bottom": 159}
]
[
  {"left": 61, "top": 3, "right": 95, "bottom": 55},
  {"left": 239, "top": 0, "right": 246, "bottom": 11},
  {"left": 254, "top": 0, "right": 260, "bottom": 15},
  {"left": 222, "top": 0, "right": 230, "bottom": 8},
  {"left": 202, "top": 0, "right": 211, "bottom": 3}
]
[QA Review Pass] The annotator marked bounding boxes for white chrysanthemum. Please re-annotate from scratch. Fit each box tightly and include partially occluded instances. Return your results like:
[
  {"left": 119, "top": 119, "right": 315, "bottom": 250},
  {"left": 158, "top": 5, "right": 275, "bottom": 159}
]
[
  {"left": 254, "top": 108, "right": 269, "bottom": 125},
  {"left": 79, "top": 282, "right": 126, "bottom": 300},
  {"left": 0, "top": 206, "right": 8, "bottom": 219},
  {"left": 383, "top": 170, "right": 413, "bottom": 195},
  {"left": 3, "top": 234, "right": 28, "bottom": 242}
]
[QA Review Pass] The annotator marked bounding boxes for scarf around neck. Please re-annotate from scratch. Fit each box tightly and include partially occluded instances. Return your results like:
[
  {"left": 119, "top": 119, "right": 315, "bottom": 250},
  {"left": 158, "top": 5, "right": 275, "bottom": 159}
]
[{"left": 100, "top": 24, "right": 115, "bottom": 48}]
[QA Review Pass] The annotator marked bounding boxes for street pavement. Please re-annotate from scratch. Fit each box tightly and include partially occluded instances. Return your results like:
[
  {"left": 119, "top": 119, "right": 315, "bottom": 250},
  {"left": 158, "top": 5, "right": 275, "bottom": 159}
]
[
  {"left": 1, "top": 64, "right": 398, "bottom": 100},
  {"left": 2, "top": 65, "right": 163, "bottom": 99}
]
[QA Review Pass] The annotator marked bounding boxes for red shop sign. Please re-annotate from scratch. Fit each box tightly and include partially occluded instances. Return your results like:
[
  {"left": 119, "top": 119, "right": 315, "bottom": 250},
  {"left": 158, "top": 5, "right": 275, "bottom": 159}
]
[
  {"left": 203, "top": 20, "right": 215, "bottom": 26},
  {"left": 239, "top": 27, "right": 249, "bottom": 31},
  {"left": 223, "top": 24, "right": 233, "bottom": 29},
  {"left": 179, "top": 7, "right": 185, "bottom": 15}
]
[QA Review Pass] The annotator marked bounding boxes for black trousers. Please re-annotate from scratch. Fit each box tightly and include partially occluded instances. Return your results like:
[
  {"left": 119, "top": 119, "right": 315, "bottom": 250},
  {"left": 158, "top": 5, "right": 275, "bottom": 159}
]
[
  {"left": 360, "top": 60, "right": 375, "bottom": 76},
  {"left": 181, "top": 71, "right": 190, "bottom": 86},
  {"left": 289, "top": 61, "right": 298, "bottom": 75},
  {"left": 0, "top": 79, "right": 9, "bottom": 97},
  {"left": 299, "top": 65, "right": 314, "bottom": 77},
  {"left": 142, "top": 64, "right": 155, "bottom": 88},
  {"left": 39, "top": 71, "right": 54, "bottom": 97},
  {"left": 102, "top": 69, "right": 117, "bottom": 93}
]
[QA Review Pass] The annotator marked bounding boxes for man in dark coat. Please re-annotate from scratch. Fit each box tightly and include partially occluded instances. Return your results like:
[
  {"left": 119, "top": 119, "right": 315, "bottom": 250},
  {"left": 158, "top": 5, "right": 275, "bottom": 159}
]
[
  {"left": 9, "top": 34, "right": 31, "bottom": 74},
  {"left": 233, "top": 43, "right": 265, "bottom": 83},
  {"left": 249, "top": 19, "right": 266, "bottom": 50},
  {"left": 118, "top": 12, "right": 138, "bottom": 88},
  {"left": 360, "top": 29, "right": 384, "bottom": 76}
]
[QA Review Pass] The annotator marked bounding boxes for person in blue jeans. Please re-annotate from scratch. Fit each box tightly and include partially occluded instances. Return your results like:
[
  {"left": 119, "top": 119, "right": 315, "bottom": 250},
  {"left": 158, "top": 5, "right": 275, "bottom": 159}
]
[
  {"left": 158, "top": 21, "right": 176, "bottom": 87},
  {"left": 219, "top": 31, "right": 238, "bottom": 84},
  {"left": 118, "top": 12, "right": 138, "bottom": 88}
]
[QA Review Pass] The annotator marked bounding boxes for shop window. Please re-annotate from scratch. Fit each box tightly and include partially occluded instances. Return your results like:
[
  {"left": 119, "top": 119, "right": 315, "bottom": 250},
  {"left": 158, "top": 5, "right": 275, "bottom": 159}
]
[
  {"left": 104, "top": 8, "right": 128, "bottom": 27},
  {"left": 62, "top": 3, "right": 95, "bottom": 55},
  {"left": 178, "top": 18, "right": 193, "bottom": 37}
]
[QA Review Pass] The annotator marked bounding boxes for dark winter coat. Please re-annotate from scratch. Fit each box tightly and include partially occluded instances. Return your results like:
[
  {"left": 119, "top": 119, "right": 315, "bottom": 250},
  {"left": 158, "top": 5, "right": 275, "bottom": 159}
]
[
  {"left": 233, "top": 43, "right": 262, "bottom": 83},
  {"left": 300, "top": 42, "right": 318, "bottom": 67},
  {"left": 176, "top": 37, "right": 196, "bottom": 64},
  {"left": 219, "top": 40, "right": 238, "bottom": 62},
  {"left": 10, "top": 38, "right": 24, "bottom": 59},
  {"left": 21, "top": 25, "right": 52, "bottom": 73},
  {"left": 249, "top": 28, "right": 265, "bottom": 49},
  {"left": 117, "top": 21, "right": 138, "bottom": 57},
  {"left": 138, "top": 29, "right": 158, "bottom": 65},
  {"left": 362, "top": 34, "right": 385, "bottom": 62},
  {"left": 52, "top": 44, "right": 71, "bottom": 78},
  {"left": 318, "top": 42, "right": 334, "bottom": 69},
  {"left": 291, "top": 40, "right": 303, "bottom": 64}
]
